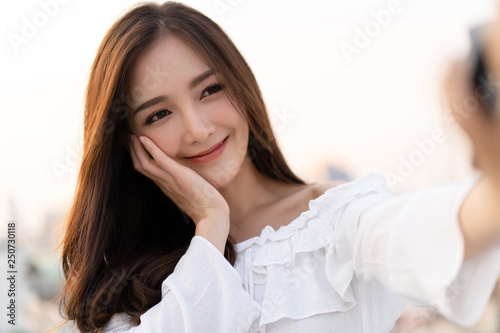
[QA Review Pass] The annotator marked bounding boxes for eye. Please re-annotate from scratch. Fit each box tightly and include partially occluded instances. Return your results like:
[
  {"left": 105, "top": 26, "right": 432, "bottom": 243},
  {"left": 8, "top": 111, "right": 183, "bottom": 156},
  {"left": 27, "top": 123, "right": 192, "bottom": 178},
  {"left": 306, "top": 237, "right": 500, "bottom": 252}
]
[
  {"left": 145, "top": 109, "right": 171, "bottom": 125},
  {"left": 201, "top": 84, "right": 223, "bottom": 99}
]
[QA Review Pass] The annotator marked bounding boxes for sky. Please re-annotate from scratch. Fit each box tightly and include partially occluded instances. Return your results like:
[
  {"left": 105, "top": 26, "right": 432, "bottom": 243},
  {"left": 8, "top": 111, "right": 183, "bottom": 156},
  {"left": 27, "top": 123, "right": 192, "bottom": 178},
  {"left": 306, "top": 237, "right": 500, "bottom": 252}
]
[{"left": 0, "top": 0, "right": 498, "bottom": 241}]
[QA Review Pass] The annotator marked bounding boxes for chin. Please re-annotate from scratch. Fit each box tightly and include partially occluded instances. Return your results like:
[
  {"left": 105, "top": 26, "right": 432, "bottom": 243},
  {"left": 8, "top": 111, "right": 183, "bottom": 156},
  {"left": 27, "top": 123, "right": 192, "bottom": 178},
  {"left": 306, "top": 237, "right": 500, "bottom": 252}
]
[{"left": 205, "top": 170, "right": 236, "bottom": 190}]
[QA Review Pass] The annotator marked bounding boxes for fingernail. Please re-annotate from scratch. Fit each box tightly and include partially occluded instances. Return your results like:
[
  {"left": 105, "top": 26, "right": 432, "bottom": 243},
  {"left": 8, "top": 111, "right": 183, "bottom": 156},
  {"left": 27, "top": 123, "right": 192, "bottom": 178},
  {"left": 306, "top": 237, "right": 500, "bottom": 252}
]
[{"left": 139, "top": 136, "right": 146, "bottom": 144}]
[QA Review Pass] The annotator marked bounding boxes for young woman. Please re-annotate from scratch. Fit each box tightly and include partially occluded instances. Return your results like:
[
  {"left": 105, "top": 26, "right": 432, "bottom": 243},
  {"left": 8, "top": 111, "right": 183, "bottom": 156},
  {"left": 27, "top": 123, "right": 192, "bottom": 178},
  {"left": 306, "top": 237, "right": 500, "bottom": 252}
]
[{"left": 59, "top": 1, "right": 500, "bottom": 332}]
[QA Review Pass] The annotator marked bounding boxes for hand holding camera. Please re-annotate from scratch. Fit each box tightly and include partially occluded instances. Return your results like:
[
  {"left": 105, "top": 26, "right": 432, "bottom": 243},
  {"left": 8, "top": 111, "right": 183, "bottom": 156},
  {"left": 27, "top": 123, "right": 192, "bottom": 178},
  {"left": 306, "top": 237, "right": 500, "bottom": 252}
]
[{"left": 443, "top": 19, "right": 500, "bottom": 194}]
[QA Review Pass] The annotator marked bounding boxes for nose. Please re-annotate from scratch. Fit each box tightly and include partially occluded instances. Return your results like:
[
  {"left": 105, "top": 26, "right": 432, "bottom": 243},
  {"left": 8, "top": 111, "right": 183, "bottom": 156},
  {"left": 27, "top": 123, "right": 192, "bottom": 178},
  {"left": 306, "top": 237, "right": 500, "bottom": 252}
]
[{"left": 181, "top": 105, "right": 215, "bottom": 145}]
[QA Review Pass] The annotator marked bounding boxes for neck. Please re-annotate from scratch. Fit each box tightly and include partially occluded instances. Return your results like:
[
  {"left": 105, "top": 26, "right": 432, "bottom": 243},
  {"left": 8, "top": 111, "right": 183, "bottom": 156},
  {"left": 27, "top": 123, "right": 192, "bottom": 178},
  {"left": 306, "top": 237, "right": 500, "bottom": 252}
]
[{"left": 217, "top": 155, "right": 292, "bottom": 234}]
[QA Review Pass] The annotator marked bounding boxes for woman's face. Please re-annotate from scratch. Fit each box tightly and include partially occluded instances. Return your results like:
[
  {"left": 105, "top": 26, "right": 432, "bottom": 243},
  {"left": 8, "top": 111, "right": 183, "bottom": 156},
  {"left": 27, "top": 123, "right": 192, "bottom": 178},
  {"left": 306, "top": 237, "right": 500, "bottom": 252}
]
[{"left": 126, "top": 34, "right": 250, "bottom": 188}]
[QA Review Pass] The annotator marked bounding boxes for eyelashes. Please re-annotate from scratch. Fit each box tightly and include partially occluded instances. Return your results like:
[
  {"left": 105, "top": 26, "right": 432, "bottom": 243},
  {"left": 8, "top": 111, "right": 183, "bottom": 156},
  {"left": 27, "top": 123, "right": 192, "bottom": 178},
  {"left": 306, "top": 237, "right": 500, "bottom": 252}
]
[
  {"left": 201, "top": 83, "right": 222, "bottom": 98},
  {"left": 144, "top": 83, "right": 223, "bottom": 125},
  {"left": 145, "top": 109, "right": 171, "bottom": 125}
]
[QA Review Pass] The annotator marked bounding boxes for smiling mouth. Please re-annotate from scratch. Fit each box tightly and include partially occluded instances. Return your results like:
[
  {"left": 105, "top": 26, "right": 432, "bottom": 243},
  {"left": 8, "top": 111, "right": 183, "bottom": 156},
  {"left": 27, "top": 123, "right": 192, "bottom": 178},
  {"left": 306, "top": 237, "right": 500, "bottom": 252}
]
[{"left": 186, "top": 136, "right": 228, "bottom": 159}]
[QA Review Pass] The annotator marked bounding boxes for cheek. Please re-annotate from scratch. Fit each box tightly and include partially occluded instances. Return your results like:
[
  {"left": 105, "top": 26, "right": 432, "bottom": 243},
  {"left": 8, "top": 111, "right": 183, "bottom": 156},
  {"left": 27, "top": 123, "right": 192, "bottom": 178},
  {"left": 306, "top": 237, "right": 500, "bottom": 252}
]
[
  {"left": 218, "top": 102, "right": 249, "bottom": 147},
  {"left": 215, "top": 97, "right": 247, "bottom": 129},
  {"left": 145, "top": 129, "right": 180, "bottom": 158},
  {"left": 229, "top": 117, "right": 250, "bottom": 158}
]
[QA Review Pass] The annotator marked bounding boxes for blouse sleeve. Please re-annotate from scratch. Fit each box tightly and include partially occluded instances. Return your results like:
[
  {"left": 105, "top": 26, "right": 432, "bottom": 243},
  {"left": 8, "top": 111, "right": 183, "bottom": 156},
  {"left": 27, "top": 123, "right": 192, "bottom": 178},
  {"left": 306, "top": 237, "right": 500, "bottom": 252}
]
[
  {"left": 101, "top": 236, "right": 261, "bottom": 332},
  {"left": 352, "top": 173, "right": 500, "bottom": 326}
]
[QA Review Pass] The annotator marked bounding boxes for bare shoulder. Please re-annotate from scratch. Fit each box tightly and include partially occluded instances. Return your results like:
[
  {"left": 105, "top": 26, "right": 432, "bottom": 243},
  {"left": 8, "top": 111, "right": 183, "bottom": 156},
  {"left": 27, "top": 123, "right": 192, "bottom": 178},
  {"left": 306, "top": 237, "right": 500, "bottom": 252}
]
[{"left": 312, "top": 180, "right": 349, "bottom": 198}]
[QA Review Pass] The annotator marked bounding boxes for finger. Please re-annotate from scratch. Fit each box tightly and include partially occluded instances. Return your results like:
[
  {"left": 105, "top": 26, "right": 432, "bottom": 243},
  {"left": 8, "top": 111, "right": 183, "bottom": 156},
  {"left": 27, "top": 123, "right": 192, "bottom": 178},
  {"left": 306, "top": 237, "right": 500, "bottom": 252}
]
[
  {"left": 443, "top": 60, "right": 489, "bottom": 138},
  {"left": 133, "top": 135, "right": 182, "bottom": 185},
  {"left": 133, "top": 136, "right": 203, "bottom": 202},
  {"left": 457, "top": 103, "right": 500, "bottom": 176},
  {"left": 130, "top": 135, "right": 159, "bottom": 177},
  {"left": 137, "top": 136, "right": 182, "bottom": 173},
  {"left": 442, "top": 60, "right": 498, "bottom": 169},
  {"left": 131, "top": 135, "right": 153, "bottom": 163}
]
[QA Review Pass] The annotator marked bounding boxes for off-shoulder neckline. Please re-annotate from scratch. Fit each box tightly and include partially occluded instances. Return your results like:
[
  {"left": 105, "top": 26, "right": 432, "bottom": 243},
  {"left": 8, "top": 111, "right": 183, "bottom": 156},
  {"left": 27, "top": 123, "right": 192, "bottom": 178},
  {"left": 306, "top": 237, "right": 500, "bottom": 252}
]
[
  {"left": 234, "top": 179, "right": 351, "bottom": 251},
  {"left": 233, "top": 172, "right": 386, "bottom": 252}
]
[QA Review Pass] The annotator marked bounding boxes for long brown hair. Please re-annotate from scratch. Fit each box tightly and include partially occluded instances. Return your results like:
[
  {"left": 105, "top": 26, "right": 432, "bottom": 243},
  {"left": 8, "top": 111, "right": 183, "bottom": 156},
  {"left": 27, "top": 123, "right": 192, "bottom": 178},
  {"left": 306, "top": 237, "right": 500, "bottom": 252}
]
[{"left": 59, "top": 1, "right": 305, "bottom": 331}]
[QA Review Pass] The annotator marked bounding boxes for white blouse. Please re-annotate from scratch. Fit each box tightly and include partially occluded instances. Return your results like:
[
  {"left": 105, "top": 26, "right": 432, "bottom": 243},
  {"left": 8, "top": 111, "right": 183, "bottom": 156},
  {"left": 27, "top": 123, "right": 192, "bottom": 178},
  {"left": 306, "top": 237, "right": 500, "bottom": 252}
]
[{"left": 101, "top": 172, "right": 500, "bottom": 333}]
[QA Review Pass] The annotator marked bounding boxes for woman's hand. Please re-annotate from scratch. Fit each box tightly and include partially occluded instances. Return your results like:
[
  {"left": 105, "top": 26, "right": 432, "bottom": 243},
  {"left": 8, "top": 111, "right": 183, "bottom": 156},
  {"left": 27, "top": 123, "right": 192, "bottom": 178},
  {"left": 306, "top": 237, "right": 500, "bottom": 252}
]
[
  {"left": 442, "top": 31, "right": 500, "bottom": 193},
  {"left": 441, "top": 24, "right": 500, "bottom": 258},
  {"left": 129, "top": 134, "right": 230, "bottom": 252}
]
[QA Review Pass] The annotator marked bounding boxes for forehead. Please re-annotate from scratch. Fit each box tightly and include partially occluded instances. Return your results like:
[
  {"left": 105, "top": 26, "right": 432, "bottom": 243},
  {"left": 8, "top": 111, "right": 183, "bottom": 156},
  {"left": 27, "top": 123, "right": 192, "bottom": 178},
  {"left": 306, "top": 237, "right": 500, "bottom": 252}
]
[{"left": 128, "top": 34, "right": 209, "bottom": 90}]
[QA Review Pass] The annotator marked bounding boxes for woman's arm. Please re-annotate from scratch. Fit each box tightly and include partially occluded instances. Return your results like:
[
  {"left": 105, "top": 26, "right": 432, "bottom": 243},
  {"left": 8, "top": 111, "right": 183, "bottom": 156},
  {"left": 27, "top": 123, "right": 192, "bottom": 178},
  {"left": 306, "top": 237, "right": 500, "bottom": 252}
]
[
  {"left": 442, "top": 19, "right": 500, "bottom": 261},
  {"left": 442, "top": 56, "right": 500, "bottom": 262},
  {"left": 347, "top": 174, "right": 500, "bottom": 327},
  {"left": 102, "top": 235, "right": 261, "bottom": 332},
  {"left": 457, "top": 174, "right": 500, "bottom": 260}
]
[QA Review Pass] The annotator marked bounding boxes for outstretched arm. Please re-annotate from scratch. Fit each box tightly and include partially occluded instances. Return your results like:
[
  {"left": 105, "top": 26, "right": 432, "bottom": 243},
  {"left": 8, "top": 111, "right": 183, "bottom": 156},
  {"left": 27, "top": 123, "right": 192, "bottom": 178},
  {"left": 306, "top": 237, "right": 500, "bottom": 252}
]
[
  {"left": 350, "top": 175, "right": 500, "bottom": 327},
  {"left": 442, "top": 19, "right": 500, "bottom": 261},
  {"left": 456, "top": 174, "right": 500, "bottom": 260}
]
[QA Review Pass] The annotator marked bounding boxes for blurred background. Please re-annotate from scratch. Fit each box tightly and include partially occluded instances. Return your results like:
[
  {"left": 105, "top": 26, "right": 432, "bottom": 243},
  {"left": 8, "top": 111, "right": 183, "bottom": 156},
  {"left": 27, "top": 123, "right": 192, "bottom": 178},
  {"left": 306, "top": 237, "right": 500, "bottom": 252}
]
[{"left": 1, "top": 0, "right": 499, "bottom": 331}]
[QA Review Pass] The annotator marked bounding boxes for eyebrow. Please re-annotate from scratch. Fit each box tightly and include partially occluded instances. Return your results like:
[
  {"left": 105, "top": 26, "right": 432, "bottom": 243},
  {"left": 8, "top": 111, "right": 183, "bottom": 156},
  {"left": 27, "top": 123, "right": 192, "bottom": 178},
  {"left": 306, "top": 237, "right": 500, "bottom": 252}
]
[{"left": 133, "top": 69, "right": 215, "bottom": 116}]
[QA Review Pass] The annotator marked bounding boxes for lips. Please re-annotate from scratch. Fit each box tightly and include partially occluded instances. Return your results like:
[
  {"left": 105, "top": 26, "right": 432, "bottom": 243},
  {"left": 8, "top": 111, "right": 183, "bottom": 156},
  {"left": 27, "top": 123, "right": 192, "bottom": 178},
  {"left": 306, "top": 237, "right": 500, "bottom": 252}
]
[{"left": 185, "top": 136, "right": 228, "bottom": 159}]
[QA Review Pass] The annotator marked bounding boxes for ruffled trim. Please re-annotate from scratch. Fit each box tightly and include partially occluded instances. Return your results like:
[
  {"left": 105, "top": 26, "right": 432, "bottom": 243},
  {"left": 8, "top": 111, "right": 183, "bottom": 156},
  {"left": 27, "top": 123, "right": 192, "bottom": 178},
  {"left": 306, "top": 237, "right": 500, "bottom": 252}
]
[
  {"left": 235, "top": 172, "right": 389, "bottom": 252},
  {"left": 234, "top": 172, "right": 396, "bottom": 329}
]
